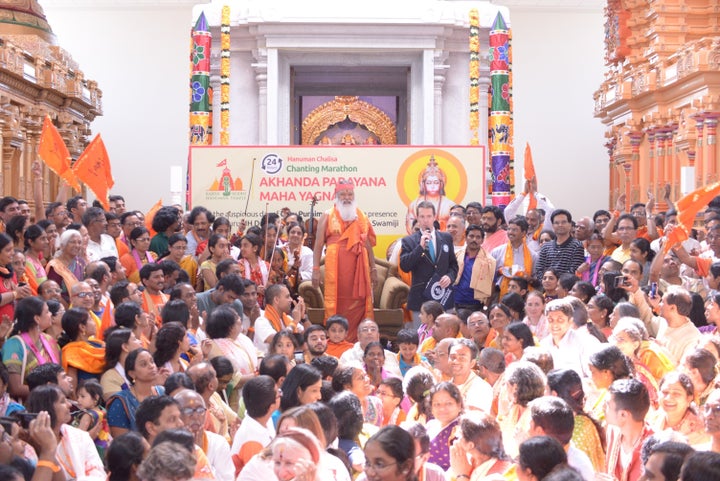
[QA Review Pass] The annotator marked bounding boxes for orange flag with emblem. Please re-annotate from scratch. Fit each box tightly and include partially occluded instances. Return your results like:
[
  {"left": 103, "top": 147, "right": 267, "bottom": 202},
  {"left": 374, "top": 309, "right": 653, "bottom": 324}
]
[
  {"left": 38, "top": 115, "right": 80, "bottom": 191},
  {"left": 663, "top": 181, "right": 720, "bottom": 254},
  {"left": 72, "top": 134, "right": 114, "bottom": 210},
  {"left": 524, "top": 143, "right": 537, "bottom": 210}
]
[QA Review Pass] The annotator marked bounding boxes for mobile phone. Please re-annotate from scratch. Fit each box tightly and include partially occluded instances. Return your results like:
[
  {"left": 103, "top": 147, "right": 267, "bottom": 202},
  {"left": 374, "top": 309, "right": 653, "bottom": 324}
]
[
  {"left": 293, "top": 351, "right": 305, "bottom": 364},
  {"left": 614, "top": 275, "right": 628, "bottom": 288},
  {"left": 12, "top": 412, "right": 38, "bottom": 429},
  {"left": 17, "top": 282, "right": 26, "bottom": 287},
  {"left": 0, "top": 416, "right": 17, "bottom": 433},
  {"left": 650, "top": 282, "right": 658, "bottom": 298}
]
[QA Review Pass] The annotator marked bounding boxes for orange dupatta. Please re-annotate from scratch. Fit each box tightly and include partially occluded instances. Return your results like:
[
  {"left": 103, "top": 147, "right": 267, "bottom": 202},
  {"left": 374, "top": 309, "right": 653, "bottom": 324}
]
[
  {"left": 46, "top": 258, "right": 79, "bottom": 294},
  {"left": 498, "top": 241, "right": 533, "bottom": 297},
  {"left": 264, "top": 304, "right": 297, "bottom": 333},
  {"left": 323, "top": 207, "right": 375, "bottom": 319},
  {"left": 61, "top": 340, "right": 106, "bottom": 374}
]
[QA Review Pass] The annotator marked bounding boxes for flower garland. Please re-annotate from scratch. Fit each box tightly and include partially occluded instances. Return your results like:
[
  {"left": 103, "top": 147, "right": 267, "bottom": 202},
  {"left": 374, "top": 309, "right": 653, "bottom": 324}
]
[
  {"left": 469, "top": 8, "right": 480, "bottom": 145},
  {"left": 508, "top": 25, "right": 515, "bottom": 197},
  {"left": 220, "top": 5, "right": 231, "bottom": 145}
]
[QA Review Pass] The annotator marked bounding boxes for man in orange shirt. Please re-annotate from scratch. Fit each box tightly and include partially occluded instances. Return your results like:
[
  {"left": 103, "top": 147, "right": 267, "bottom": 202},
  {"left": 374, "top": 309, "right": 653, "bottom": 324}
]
[{"left": 140, "top": 263, "right": 167, "bottom": 326}]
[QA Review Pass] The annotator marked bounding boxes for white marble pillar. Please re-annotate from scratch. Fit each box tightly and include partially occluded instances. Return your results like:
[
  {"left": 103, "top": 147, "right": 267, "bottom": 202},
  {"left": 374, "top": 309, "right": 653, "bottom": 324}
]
[{"left": 266, "top": 48, "right": 278, "bottom": 145}]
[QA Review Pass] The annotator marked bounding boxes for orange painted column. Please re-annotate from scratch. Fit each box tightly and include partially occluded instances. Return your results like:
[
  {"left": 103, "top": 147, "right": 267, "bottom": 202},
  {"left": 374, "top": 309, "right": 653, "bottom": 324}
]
[
  {"left": 665, "top": 130, "right": 675, "bottom": 193},
  {"left": 623, "top": 162, "right": 632, "bottom": 211},
  {"left": 694, "top": 115, "right": 705, "bottom": 187},
  {"left": 629, "top": 132, "right": 643, "bottom": 203},
  {"left": 656, "top": 131, "right": 667, "bottom": 190},
  {"left": 706, "top": 117, "right": 718, "bottom": 184},
  {"left": 647, "top": 131, "right": 656, "bottom": 195}
]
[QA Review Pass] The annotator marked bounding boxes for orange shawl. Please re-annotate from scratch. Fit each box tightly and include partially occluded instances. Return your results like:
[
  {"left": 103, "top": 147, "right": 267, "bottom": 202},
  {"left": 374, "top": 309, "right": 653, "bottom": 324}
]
[
  {"left": 323, "top": 207, "right": 375, "bottom": 319},
  {"left": 264, "top": 304, "right": 297, "bottom": 333},
  {"left": 498, "top": 241, "right": 533, "bottom": 298},
  {"left": 61, "top": 340, "right": 106, "bottom": 374},
  {"left": 46, "top": 258, "right": 79, "bottom": 294}
]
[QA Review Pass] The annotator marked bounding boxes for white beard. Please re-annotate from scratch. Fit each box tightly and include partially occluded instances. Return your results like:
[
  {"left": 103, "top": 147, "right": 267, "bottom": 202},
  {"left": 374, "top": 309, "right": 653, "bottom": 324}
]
[{"left": 336, "top": 199, "right": 358, "bottom": 221}]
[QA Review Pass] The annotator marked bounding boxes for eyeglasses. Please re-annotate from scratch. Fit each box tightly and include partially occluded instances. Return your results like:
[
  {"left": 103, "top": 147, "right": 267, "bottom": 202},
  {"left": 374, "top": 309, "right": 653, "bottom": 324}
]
[
  {"left": 181, "top": 406, "right": 207, "bottom": 417},
  {"left": 359, "top": 327, "right": 378, "bottom": 333},
  {"left": 364, "top": 461, "right": 398, "bottom": 473},
  {"left": 74, "top": 292, "right": 93, "bottom": 298},
  {"left": 704, "top": 403, "right": 720, "bottom": 416}
]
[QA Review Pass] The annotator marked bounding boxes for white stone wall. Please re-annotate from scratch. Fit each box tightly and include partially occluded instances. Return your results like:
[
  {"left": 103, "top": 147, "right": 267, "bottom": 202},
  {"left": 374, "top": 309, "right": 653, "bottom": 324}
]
[{"left": 42, "top": 0, "right": 607, "bottom": 216}]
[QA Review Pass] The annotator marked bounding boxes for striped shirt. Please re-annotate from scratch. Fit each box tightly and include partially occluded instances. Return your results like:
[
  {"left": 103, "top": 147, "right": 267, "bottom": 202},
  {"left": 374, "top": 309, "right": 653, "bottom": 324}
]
[{"left": 533, "top": 237, "right": 585, "bottom": 279}]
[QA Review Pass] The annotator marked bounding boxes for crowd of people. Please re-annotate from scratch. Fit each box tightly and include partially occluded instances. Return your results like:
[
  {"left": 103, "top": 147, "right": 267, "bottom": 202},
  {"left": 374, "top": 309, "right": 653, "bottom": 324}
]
[{"left": 0, "top": 175, "right": 720, "bottom": 481}]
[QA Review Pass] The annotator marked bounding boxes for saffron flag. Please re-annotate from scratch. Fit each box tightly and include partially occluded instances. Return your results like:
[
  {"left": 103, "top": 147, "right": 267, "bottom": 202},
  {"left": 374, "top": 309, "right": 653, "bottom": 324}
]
[
  {"left": 663, "top": 181, "right": 720, "bottom": 254},
  {"left": 72, "top": 134, "right": 114, "bottom": 210},
  {"left": 524, "top": 143, "right": 537, "bottom": 210},
  {"left": 144, "top": 199, "right": 163, "bottom": 236},
  {"left": 38, "top": 115, "right": 80, "bottom": 191}
]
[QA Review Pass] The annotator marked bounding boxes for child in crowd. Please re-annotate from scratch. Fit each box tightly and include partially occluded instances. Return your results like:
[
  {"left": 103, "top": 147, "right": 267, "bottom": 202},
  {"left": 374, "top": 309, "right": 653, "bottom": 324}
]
[
  {"left": 396, "top": 328, "right": 427, "bottom": 377},
  {"left": 324, "top": 315, "right": 354, "bottom": 358},
  {"left": 74, "top": 379, "right": 112, "bottom": 458},
  {"left": 267, "top": 248, "right": 288, "bottom": 287},
  {"left": 507, "top": 276, "right": 529, "bottom": 300},
  {"left": 418, "top": 300, "right": 444, "bottom": 345}
]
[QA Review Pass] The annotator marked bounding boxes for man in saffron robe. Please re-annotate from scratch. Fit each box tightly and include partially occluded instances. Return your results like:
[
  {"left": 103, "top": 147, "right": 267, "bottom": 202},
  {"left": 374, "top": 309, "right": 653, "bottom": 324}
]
[{"left": 313, "top": 179, "right": 377, "bottom": 342}]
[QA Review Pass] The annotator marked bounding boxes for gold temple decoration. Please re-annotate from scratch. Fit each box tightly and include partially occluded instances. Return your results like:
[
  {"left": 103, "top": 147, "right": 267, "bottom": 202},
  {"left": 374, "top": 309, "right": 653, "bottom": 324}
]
[
  {"left": 468, "top": 8, "right": 479, "bottom": 144},
  {"left": 220, "top": 5, "right": 230, "bottom": 145},
  {"left": 301, "top": 96, "right": 397, "bottom": 145}
]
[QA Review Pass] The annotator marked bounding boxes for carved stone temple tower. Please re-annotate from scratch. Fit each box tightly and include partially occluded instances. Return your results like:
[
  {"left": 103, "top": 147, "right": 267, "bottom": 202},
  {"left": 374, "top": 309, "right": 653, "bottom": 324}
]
[
  {"left": 0, "top": 0, "right": 101, "bottom": 204},
  {"left": 594, "top": 0, "right": 720, "bottom": 212}
]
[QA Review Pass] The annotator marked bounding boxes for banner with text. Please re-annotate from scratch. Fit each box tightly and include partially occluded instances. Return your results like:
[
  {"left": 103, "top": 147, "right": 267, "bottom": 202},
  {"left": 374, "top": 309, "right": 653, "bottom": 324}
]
[{"left": 189, "top": 146, "right": 485, "bottom": 254}]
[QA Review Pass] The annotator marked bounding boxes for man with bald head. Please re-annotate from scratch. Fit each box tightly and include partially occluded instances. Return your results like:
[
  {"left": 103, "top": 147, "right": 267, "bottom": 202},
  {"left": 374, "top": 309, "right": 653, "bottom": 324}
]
[
  {"left": 174, "top": 389, "right": 233, "bottom": 481},
  {"left": 467, "top": 311, "right": 493, "bottom": 351},
  {"left": 419, "top": 313, "right": 461, "bottom": 355},
  {"left": 432, "top": 337, "right": 455, "bottom": 381},
  {"left": 70, "top": 281, "right": 103, "bottom": 338},
  {"left": 574, "top": 216, "right": 594, "bottom": 242},
  {"left": 338, "top": 319, "right": 400, "bottom": 377},
  {"left": 187, "top": 361, "right": 238, "bottom": 442},
  {"left": 446, "top": 213, "right": 466, "bottom": 255}
]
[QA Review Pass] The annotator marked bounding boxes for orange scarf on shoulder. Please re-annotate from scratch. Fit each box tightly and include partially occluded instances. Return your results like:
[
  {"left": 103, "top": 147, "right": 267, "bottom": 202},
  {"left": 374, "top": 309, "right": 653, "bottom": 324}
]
[
  {"left": 498, "top": 240, "right": 533, "bottom": 297},
  {"left": 531, "top": 225, "right": 543, "bottom": 241},
  {"left": 264, "top": 304, "right": 297, "bottom": 333},
  {"left": 61, "top": 340, "right": 106, "bottom": 374}
]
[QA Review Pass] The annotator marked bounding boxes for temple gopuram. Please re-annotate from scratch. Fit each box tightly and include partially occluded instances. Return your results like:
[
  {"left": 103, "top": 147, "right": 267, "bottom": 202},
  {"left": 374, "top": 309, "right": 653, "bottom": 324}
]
[
  {"left": 0, "top": 0, "right": 101, "bottom": 203},
  {"left": 594, "top": 0, "right": 720, "bottom": 212}
]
